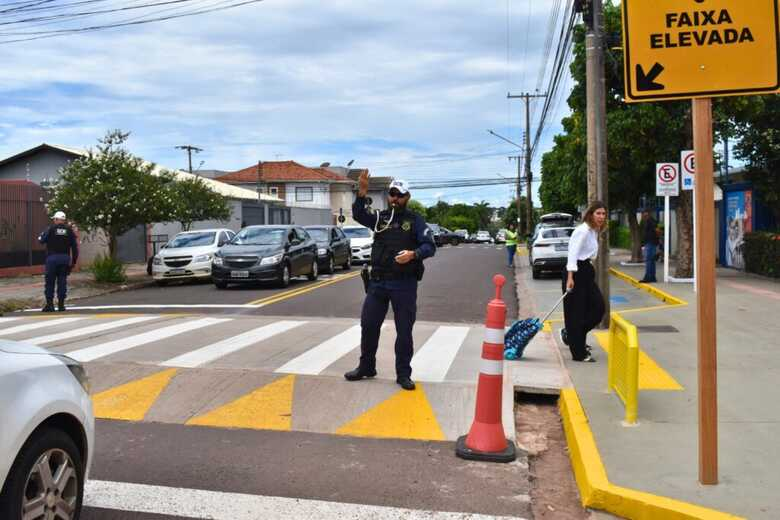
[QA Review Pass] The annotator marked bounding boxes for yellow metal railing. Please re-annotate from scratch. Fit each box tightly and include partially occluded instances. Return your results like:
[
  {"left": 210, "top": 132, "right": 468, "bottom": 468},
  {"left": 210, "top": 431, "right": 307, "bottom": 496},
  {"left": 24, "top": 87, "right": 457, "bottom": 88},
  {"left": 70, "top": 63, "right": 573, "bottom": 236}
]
[{"left": 607, "top": 312, "right": 639, "bottom": 424}]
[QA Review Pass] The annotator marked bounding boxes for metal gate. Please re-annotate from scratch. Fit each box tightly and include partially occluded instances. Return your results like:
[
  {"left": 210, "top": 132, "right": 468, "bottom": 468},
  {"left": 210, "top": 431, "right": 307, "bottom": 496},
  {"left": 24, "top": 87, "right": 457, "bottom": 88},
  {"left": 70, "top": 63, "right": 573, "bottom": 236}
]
[{"left": 0, "top": 182, "right": 48, "bottom": 268}]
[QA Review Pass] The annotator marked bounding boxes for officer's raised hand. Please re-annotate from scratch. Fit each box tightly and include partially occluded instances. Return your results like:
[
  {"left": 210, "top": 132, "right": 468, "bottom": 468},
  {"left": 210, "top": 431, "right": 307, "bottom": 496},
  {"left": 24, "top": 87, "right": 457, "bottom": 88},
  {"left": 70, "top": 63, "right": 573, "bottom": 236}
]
[
  {"left": 358, "top": 170, "right": 370, "bottom": 197},
  {"left": 394, "top": 250, "right": 416, "bottom": 264}
]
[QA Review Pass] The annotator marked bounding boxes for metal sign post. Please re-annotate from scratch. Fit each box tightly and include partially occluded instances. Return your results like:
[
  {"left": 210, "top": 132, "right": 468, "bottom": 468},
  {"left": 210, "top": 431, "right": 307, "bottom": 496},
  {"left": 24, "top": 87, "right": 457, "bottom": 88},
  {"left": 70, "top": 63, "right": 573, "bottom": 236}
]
[{"left": 656, "top": 163, "right": 679, "bottom": 284}]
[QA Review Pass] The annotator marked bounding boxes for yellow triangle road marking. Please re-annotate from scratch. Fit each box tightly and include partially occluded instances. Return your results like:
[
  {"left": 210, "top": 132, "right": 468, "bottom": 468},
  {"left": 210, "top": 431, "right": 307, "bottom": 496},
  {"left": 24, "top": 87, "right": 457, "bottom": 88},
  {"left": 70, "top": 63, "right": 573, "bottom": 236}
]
[
  {"left": 336, "top": 384, "right": 445, "bottom": 441},
  {"left": 92, "top": 369, "right": 178, "bottom": 421},
  {"left": 187, "top": 374, "right": 295, "bottom": 431}
]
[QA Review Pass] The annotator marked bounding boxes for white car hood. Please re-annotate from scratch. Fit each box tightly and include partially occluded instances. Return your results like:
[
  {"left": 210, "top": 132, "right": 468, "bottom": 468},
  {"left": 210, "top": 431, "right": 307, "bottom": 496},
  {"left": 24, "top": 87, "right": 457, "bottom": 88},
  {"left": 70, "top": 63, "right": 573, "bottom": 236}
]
[
  {"left": 349, "top": 237, "right": 373, "bottom": 247},
  {"left": 0, "top": 339, "right": 51, "bottom": 355},
  {"left": 159, "top": 245, "right": 216, "bottom": 258}
]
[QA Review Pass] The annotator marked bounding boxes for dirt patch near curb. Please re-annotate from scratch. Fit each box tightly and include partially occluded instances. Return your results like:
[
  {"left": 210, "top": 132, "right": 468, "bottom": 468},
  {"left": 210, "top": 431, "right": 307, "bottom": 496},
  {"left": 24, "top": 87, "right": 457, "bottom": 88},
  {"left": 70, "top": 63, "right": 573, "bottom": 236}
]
[{"left": 515, "top": 393, "right": 591, "bottom": 520}]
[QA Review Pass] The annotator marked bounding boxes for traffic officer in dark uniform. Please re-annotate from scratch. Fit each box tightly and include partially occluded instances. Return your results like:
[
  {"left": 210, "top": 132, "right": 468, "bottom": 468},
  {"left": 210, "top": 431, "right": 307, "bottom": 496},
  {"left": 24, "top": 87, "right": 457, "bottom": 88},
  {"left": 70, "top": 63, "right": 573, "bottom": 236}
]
[
  {"left": 344, "top": 172, "right": 436, "bottom": 390},
  {"left": 38, "top": 210, "right": 79, "bottom": 312}
]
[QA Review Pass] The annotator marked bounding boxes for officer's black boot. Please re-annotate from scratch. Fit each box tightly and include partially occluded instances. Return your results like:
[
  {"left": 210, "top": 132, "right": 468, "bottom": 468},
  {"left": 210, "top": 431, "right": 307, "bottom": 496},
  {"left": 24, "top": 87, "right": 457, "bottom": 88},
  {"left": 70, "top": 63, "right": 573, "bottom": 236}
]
[
  {"left": 396, "top": 376, "right": 416, "bottom": 391},
  {"left": 344, "top": 367, "right": 377, "bottom": 381},
  {"left": 57, "top": 299, "right": 66, "bottom": 312},
  {"left": 42, "top": 300, "right": 55, "bottom": 313}
]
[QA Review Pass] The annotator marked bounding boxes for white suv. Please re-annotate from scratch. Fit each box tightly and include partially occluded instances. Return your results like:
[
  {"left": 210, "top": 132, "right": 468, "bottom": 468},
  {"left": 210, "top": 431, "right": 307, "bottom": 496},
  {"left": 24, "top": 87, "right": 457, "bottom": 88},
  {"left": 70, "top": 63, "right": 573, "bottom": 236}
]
[
  {"left": 0, "top": 339, "right": 94, "bottom": 520},
  {"left": 152, "top": 228, "right": 235, "bottom": 286},
  {"left": 530, "top": 226, "right": 575, "bottom": 279},
  {"left": 342, "top": 226, "right": 373, "bottom": 264}
]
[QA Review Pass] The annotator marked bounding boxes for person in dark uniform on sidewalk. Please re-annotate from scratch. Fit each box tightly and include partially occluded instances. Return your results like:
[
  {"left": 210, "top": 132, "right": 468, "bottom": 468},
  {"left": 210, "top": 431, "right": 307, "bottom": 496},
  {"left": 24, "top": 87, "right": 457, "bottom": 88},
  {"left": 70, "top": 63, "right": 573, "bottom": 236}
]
[
  {"left": 38, "top": 210, "right": 79, "bottom": 312},
  {"left": 559, "top": 201, "right": 607, "bottom": 362},
  {"left": 639, "top": 209, "right": 659, "bottom": 283},
  {"left": 344, "top": 173, "right": 436, "bottom": 390}
]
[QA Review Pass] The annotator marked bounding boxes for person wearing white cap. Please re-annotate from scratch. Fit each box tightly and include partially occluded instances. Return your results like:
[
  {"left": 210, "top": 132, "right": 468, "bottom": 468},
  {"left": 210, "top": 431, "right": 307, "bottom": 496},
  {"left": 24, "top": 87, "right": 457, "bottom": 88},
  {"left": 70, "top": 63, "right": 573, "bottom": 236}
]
[
  {"left": 38, "top": 211, "right": 79, "bottom": 312},
  {"left": 344, "top": 171, "right": 436, "bottom": 391}
]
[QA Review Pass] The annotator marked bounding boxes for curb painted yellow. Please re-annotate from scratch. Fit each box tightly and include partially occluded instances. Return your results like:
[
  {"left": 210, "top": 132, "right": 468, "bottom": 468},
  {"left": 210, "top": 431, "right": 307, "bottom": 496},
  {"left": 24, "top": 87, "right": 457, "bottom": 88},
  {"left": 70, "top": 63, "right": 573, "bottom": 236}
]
[
  {"left": 92, "top": 369, "right": 178, "bottom": 421},
  {"left": 187, "top": 374, "right": 295, "bottom": 431},
  {"left": 559, "top": 389, "right": 744, "bottom": 520},
  {"left": 609, "top": 268, "right": 688, "bottom": 307},
  {"left": 542, "top": 320, "right": 552, "bottom": 332},
  {"left": 336, "top": 384, "right": 445, "bottom": 441}
]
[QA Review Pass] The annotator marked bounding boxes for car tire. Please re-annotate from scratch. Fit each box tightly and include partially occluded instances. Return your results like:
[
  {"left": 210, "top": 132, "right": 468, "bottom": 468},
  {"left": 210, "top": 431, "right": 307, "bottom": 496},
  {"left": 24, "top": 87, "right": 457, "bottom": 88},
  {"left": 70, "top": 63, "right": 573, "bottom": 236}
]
[
  {"left": 0, "top": 427, "right": 85, "bottom": 520},
  {"left": 325, "top": 255, "right": 335, "bottom": 274},
  {"left": 342, "top": 255, "right": 351, "bottom": 270},
  {"left": 155, "top": 280, "right": 168, "bottom": 287},
  {"left": 452, "top": 238, "right": 459, "bottom": 246},
  {"left": 278, "top": 263, "right": 291, "bottom": 288},
  {"left": 307, "top": 259, "right": 318, "bottom": 281},
  {"left": 532, "top": 267, "right": 541, "bottom": 279},
  {"left": 214, "top": 280, "right": 228, "bottom": 289}
]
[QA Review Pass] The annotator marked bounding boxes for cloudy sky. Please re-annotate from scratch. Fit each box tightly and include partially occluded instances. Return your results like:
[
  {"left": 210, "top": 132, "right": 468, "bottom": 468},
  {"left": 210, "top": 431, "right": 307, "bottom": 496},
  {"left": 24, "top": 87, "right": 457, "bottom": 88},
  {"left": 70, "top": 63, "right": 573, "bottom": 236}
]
[{"left": 0, "top": 0, "right": 574, "bottom": 207}]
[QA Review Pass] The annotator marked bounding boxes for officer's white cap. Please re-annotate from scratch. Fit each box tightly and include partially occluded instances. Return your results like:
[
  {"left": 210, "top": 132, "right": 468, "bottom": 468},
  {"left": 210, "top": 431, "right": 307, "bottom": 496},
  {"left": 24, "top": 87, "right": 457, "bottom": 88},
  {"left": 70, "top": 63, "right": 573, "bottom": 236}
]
[
  {"left": 53, "top": 211, "right": 66, "bottom": 220},
  {"left": 388, "top": 179, "right": 409, "bottom": 195}
]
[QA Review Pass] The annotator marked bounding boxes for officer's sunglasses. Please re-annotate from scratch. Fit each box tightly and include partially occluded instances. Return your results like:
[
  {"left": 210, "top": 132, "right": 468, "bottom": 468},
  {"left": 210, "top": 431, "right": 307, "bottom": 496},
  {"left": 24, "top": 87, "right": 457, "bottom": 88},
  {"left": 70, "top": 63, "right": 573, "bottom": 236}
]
[{"left": 388, "top": 189, "right": 404, "bottom": 198}]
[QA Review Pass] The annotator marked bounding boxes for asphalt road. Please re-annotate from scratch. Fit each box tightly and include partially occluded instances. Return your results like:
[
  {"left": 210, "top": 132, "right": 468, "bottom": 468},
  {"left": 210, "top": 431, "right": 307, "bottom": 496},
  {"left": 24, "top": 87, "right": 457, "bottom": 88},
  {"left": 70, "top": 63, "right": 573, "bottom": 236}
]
[
  {"left": 72, "top": 243, "right": 517, "bottom": 323},
  {"left": 66, "top": 242, "right": 527, "bottom": 519}
]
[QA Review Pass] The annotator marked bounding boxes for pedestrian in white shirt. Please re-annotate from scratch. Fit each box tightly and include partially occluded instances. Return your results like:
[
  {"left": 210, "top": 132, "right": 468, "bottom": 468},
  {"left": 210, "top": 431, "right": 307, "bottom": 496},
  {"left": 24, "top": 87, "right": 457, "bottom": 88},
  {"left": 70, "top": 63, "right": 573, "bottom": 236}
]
[{"left": 559, "top": 201, "right": 608, "bottom": 362}]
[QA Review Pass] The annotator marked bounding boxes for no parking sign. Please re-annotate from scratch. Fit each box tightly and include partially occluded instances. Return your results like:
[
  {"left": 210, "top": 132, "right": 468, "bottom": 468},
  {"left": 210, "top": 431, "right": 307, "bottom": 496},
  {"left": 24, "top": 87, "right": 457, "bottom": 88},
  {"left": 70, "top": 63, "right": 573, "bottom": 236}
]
[
  {"left": 681, "top": 150, "right": 695, "bottom": 190},
  {"left": 656, "top": 163, "right": 679, "bottom": 196}
]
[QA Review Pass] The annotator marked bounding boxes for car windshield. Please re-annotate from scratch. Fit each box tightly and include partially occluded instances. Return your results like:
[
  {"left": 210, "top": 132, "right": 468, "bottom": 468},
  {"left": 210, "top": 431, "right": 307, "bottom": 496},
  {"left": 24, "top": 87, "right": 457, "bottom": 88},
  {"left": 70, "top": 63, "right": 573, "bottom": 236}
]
[
  {"left": 542, "top": 228, "right": 574, "bottom": 239},
  {"left": 306, "top": 228, "right": 329, "bottom": 241},
  {"left": 343, "top": 227, "right": 371, "bottom": 238},
  {"left": 167, "top": 232, "right": 216, "bottom": 248},
  {"left": 232, "top": 228, "right": 286, "bottom": 246},
  {"left": 428, "top": 224, "right": 441, "bottom": 232}
]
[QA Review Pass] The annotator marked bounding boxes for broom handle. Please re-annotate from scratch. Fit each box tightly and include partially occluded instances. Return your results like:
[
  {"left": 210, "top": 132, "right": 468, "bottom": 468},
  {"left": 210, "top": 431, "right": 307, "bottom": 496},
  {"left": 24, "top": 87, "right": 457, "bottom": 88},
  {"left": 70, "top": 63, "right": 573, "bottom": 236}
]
[{"left": 538, "top": 290, "right": 571, "bottom": 324}]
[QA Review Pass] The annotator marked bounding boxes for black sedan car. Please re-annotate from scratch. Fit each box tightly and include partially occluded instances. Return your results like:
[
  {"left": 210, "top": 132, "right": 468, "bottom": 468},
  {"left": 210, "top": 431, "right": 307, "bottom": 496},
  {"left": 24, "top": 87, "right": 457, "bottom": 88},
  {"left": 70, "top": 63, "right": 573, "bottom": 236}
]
[
  {"left": 303, "top": 225, "right": 352, "bottom": 274},
  {"left": 212, "top": 225, "right": 318, "bottom": 288},
  {"left": 428, "top": 223, "right": 462, "bottom": 246}
]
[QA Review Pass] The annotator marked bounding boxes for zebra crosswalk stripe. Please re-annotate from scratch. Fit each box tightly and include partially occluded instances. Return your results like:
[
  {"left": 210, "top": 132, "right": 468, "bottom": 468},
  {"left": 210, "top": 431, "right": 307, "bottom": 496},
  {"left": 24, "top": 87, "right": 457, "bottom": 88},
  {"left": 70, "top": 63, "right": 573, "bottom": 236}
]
[
  {"left": 410, "top": 326, "right": 470, "bottom": 382},
  {"left": 0, "top": 317, "right": 85, "bottom": 337},
  {"left": 25, "top": 316, "right": 159, "bottom": 345},
  {"left": 66, "top": 318, "right": 230, "bottom": 362},
  {"left": 275, "top": 325, "right": 362, "bottom": 375},
  {"left": 161, "top": 321, "right": 306, "bottom": 368}
]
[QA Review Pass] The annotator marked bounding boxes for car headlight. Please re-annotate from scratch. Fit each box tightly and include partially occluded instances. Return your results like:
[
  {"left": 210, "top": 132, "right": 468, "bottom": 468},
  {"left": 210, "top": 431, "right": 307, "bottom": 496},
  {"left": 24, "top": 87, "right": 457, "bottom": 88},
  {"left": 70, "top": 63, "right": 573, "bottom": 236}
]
[
  {"left": 318, "top": 248, "right": 328, "bottom": 256},
  {"left": 153, "top": 256, "right": 162, "bottom": 265},
  {"left": 361, "top": 243, "right": 372, "bottom": 250},
  {"left": 193, "top": 254, "right": 212, "bottom": 263},
  {"left": 213, "top": 255, "right": 224, "bottom": 266},
  {"left": 260, "top": 253, "right": 284, "bottom": 266},
  {"left": 52, "top": 354, "right": 91, "bottom": 394}
]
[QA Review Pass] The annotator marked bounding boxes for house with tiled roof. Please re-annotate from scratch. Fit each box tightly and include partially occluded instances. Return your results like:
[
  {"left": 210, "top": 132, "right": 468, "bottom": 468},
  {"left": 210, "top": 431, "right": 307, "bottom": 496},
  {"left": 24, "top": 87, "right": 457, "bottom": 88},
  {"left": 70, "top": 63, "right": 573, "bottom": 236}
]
[{"left": 216, "top": 161, "right": 356, "bottom": 225}]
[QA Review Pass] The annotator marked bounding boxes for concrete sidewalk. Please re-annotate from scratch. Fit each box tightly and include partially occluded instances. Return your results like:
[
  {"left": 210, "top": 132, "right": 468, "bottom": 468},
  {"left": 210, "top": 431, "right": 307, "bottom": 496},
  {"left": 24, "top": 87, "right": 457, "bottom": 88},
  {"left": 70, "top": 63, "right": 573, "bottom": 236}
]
[
  {"left": 521, "top": 250, "right": 778, "bottom": 519},
  {"left": 0, "top": 263, "right": 152, "bottom": 312}
]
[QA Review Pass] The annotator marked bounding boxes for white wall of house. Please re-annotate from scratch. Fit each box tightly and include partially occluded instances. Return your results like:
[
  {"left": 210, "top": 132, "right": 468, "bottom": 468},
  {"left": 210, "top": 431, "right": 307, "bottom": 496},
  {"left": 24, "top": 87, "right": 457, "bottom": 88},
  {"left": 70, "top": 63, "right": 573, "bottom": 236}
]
[{"left": 284, "top": 182, "right": 330, "bottom": 209}]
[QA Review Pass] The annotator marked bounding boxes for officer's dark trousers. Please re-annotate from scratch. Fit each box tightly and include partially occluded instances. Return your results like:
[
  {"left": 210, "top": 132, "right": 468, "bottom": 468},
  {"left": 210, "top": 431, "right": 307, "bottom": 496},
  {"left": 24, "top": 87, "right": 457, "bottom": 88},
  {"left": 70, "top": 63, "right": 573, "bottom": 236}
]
[
  {"left": 561, "top": 260, "right": 604, "bottom": 360},
  {"left": 45, "top": 254, "right": 71, "bottom": 302},
  {"left": 360, "top": 279, "right": 417, "bottom": 378}
]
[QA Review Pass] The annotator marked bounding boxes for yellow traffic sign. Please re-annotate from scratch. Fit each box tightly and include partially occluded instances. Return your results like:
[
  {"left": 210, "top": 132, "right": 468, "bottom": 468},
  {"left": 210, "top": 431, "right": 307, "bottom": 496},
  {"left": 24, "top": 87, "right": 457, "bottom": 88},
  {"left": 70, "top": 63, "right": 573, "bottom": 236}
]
[{"left": 622, "top": 0, "right": 780, "bottom": 102}]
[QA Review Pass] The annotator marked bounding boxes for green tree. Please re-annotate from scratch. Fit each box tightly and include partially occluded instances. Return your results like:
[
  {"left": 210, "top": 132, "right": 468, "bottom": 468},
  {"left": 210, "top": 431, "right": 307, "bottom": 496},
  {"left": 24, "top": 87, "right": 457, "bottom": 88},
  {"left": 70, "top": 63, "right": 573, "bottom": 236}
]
[
  {"left": 47, "top": 130, "right": 176, "bottom": 259},
  {"left": 407, "top": 199, "right": 427, "bottom": 218},
  {"left": 168, "top": 176, "right": 231, "bottom": 231}
]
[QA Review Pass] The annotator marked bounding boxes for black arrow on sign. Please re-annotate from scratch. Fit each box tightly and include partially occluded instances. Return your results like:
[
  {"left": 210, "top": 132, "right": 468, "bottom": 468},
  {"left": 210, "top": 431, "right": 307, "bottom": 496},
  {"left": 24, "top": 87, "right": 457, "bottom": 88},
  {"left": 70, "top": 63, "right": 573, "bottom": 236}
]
[{"left": 636, "top": 63, "right": 665, "bottom": 91}]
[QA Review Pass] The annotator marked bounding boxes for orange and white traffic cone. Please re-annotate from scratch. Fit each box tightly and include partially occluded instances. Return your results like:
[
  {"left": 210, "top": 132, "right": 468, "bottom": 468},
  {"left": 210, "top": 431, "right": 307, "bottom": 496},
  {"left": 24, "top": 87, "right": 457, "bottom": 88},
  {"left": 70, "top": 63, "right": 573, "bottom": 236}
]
[{"left": 455, "top": 274, "right": 516, "bottom": 463}]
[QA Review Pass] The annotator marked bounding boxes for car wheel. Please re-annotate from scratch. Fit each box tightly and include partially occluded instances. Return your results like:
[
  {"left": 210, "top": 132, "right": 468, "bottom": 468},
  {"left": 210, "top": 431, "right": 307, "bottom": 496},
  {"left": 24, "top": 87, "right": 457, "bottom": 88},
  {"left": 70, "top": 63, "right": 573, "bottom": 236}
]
[
  {"left": 214, "top": 280, "right": 228, "bottom": 289},
  {"left": 452, "top": 238, "right": 459, "bottom": 246},
  {"left": 342, "top": 254, "right": 351, "bottom": 270},
  {"left": 532, "top": 267, "right": 541, "bottom": 279},
  {"left": 0, "top": 427, "right": 84, "bottom": 520},
  {"left": 325, "top": 255, "right": 335, "bottom": 274},
  {"left": 155, "top": 280, "right": 168, "bottom": 287},
  {"left": 278, "top": 263, "right": 291, "bottom": 288},
  {"left": 307, "top": 259, "right": 319, "bottom": 281}
]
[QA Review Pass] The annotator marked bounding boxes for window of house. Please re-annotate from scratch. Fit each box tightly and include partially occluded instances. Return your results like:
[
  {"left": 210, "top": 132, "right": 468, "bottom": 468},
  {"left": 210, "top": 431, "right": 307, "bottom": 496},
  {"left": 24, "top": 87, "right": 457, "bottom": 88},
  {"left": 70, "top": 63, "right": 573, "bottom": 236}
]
[
  {"left": 269, "top": 187, "right": 279, "bottom": 197},
  {"left": 295, "top": 187, "right": 313, "bottom": 202}
]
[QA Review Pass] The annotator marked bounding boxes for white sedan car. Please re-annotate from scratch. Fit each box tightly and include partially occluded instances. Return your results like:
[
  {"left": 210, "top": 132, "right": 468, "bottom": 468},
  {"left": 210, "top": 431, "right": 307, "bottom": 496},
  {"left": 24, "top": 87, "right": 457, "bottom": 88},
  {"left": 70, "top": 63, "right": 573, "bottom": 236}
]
[
  {"left": 0, "top": 339, "right": 94, "bottom": 520},
  {"left": 342, "top": 226, "right": 373, "bottom": 264},
  {"left": 530, "top": 226, "right": 575, "bottom": 279},
  {"left": 152, "top": 228, "right": 235, "bottom": 286}
]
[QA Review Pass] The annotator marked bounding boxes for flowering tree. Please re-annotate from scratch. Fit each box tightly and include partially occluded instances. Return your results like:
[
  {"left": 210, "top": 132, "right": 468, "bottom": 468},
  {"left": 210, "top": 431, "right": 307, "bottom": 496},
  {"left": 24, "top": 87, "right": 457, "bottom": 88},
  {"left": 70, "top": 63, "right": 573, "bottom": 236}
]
[
  {"left": 47, "top": 130, "right": 177, "bottom": 259},
  {"left": 167, "top": 176, "right": 231, "bottom": 231}
]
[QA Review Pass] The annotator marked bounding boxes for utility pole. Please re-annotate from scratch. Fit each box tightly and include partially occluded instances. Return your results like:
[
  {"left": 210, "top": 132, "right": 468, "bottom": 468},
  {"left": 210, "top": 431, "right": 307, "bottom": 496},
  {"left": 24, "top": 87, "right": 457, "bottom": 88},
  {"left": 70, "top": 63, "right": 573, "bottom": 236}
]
[
  {"left": 487, "top": 129, "right": 526, "bottom": 233},
  {"left": 508, "top": 92, "right": 547, "bottom": 236},
  {"left": 583, "top": 0, "right": 610, "bottom": 327},
  {"left": 176, "top": 145, "right": 203, "bottom": 174},
  {"left": 509, "top": 153, "right": 524, "bottom": 232},
  {"left": 256, "top": 161, "right": 263, "bottom": 203}
]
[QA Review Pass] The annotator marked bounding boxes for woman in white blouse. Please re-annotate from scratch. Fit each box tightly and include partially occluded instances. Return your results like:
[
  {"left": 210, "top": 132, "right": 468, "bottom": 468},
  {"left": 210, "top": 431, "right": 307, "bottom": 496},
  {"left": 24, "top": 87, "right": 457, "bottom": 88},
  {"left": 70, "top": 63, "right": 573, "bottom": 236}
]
[{"left": 560, "top": 201, "right": 608, "bottom": 362}]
